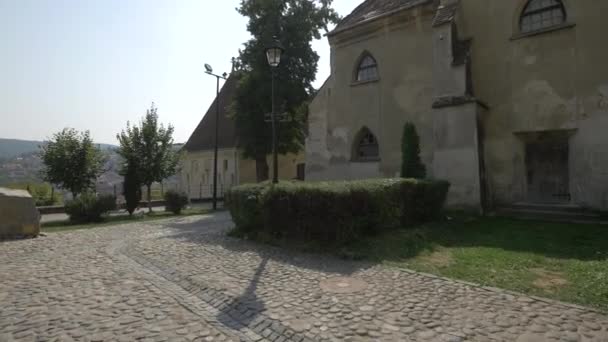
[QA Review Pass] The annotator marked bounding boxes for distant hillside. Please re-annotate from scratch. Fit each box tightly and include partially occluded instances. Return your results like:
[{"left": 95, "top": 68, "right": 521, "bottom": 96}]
[
  {"left": 0, "top": 138, "right": 116, "bottom": 160},
  {"left": 0, "top": 139, "right": 43, "bottom": 160}
]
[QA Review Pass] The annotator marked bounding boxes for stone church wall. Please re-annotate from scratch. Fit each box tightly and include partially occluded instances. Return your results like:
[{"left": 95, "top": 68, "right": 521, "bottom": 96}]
[
  {"left": 306, "top": 4, "right": 438, "bottom": 182},
  {"left": 306, "top": 0, "right": 608, "bottom": 210},
  {"left": 459, "top": 0, "right": 608, "bottom": 209}
]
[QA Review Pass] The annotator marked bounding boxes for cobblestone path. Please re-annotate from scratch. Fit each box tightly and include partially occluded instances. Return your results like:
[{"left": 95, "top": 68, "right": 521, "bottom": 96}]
[{"left": 1, "top": 212, "right": 607, "bottom": 341}]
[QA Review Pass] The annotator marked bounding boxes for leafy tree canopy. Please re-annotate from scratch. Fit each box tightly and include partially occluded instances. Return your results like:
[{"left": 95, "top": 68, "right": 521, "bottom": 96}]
[
  {"left": 116, "top": 103, "right": 178, "bottom": 210},
  {"left": 232, "top": 0, "right": 339, "bottom": 179},
  {"left": 40, "top": 128, "right": 106, "bottom": 198}
]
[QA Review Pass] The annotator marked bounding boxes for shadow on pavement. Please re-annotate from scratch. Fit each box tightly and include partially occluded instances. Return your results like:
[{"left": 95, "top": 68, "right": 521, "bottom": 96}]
[
  {"left": 157, "top": 212, "right": 372, "bottom": 276},
  {"left": 216, "top": 257, "right": 268, "bottom": 330}
]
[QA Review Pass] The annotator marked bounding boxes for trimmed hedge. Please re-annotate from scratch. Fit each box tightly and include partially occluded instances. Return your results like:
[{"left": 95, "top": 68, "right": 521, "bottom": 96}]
[
  {"left": 225, "top": 179, "right": 449, "bottom": 243},
  {"left": 65, "top": 193, "right": 117, "bottom": 223}
]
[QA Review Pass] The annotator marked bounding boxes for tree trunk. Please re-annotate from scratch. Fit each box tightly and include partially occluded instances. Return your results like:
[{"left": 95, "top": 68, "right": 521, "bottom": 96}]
[
  {"left": 147, "top": 184, "right": 152, "bottom": 213},
  {"left": 255, "top": 154, "right": 269, "bottom": 182}
]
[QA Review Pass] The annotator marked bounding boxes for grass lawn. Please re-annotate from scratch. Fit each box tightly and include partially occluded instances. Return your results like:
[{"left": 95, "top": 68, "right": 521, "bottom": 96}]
[
  {"left": 42, "top": 208, "right": 211, "bottom": 233},
  {"left": 342, "top": 215, "right": 608, "bottom": 311}
]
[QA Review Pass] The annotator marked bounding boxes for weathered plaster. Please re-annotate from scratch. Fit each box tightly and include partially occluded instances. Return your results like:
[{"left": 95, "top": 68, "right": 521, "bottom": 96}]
[
  {"left": 460, "top": 0, "right": 608, "bottom": 209},
  {"left": 307, "top": 2, "right": 438, "bottom": 183},
  {"left": 307, "top": 0, "right": 608, "bottom": 210}
]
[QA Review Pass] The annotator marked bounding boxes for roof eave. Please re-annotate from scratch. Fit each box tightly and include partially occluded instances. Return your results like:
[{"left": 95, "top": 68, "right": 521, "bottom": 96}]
[{"left": 327, "top": 0, "right": 434, "bottom": 38}]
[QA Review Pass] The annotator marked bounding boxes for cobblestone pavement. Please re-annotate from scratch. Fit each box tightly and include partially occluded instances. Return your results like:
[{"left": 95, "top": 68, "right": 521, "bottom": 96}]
[{"left": 1, "top": 213, "right": 608, "bottom": 341}]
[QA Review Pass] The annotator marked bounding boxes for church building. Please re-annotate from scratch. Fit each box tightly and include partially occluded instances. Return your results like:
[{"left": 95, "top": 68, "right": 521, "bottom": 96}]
[{"left": 306, "top": 0, "right": 608, "bottom": 211}]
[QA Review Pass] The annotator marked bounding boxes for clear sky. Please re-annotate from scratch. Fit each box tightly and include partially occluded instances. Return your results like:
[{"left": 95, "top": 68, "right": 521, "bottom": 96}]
[{"left": 0, "top": 0, "right": 359, "bottom": 145}]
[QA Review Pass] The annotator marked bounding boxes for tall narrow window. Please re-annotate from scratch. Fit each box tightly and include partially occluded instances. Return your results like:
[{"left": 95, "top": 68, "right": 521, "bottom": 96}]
[
  {"left": 356, "top": 54, "right": 379, "bottom": 82},
  {"left": 353, "top": 128, "right": 380, "bottom": 161},
  {"left": 520, "top": 0, "right": 566, "bottom": 33}
]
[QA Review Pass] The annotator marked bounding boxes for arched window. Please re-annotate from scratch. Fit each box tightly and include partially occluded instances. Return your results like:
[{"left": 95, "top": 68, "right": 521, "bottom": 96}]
[
  {"left": 355, "top": 54, "right": 379, "bottom": 82},
  {"left": 353, "top": 128, "right": 380, "bottom": 161},
  {"left": 520, "top": 0, "right": 566, "bottom": 33}
]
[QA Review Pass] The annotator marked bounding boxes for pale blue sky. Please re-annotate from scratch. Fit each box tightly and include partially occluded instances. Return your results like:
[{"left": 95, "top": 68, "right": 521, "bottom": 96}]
[{"left": 0, "top": 0, "right": 359, "bottom": 145}]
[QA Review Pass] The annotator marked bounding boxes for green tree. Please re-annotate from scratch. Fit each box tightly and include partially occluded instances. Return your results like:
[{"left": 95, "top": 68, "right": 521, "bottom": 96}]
[
  {"left": 116, "top": 103, "right": 178, "bottom": 212},
  {"left": 122, "top": 162, "right": 141, "bottom": 215},
  {"left": 40, "top": 128, "right": 105, "bottom": 198},
  {"left": 401, "top": 122, "right": 426, "bottom": 179},
  {"left": 232, "top": 0, "right": 339, "bottom": 181}
]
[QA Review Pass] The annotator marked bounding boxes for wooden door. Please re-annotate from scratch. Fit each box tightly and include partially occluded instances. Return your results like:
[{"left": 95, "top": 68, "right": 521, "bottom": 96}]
[{"left": 526, "top": 140, "right": 570, "bottom": 203}]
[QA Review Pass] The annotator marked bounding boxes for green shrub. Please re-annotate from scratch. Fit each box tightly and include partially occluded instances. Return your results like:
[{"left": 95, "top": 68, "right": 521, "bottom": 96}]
[
  {"left": 65, "top": 193, "right": 117, "bottom": 223},
  {"left": 225, "top": 179, "right": 449, "bottom": 244},
  {"left": 164, "top": 190, "right": 189, "bottom": 214},
  {"left": 224, "top": 182, "right": 269, "bottom": 232},
  {"left": 401, "top": 122, "right": 426, "bottom": 179}
]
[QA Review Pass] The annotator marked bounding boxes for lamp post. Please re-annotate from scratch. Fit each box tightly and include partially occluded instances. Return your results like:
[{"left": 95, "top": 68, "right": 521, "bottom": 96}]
[
  {"left": 265, "top": 36, "right": 284, "bottom": 184},
  {"left": 204, "top": 63, "right": 227, "bottom": 210}
]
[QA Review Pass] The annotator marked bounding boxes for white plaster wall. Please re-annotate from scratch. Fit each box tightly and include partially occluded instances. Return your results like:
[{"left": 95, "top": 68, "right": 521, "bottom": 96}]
[{"left": 179, "top": 148, "right": 239, "bottom": 200}]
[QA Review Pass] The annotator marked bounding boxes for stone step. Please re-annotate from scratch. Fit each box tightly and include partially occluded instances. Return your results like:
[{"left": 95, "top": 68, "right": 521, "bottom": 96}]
[
  {"left": 507, "top": 202, "right": 589, "bottom": 213},
  {"left": 494, "top": 205, "right": 606, "bottom": 224}
]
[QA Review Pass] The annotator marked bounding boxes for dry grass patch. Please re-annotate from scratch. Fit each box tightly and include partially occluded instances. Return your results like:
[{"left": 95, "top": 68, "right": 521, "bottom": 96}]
[
  {"left": 531, "top": 268, "right": 569, "bottom": 292},
  {"left": 418, "top": 248, "right": 453, "bottom": 268},
  {"left": 343, "top": 216, "right": 608, "bottom": 310}
]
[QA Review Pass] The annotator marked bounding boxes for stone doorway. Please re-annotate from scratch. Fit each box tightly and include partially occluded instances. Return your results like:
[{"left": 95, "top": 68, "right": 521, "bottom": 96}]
[{"left": 524, "top": 132, "right": 571, "bottom": 204}]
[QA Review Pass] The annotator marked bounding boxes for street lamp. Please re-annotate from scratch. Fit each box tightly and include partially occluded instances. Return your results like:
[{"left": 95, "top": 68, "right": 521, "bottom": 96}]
[
  {"left": 204, "top": 63, "right": 228, "bottom": 210},
  {"left": 265, "top": 36, "right": 284, "bottom": 184}
]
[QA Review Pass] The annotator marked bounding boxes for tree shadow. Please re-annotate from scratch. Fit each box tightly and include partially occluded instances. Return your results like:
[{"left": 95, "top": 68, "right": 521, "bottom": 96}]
[
  {"left": 442, "top": 216, "right": 608, "bottom": 261},
  {"left": 344, "top": 215, "right": 608, "bottom": 263},
  {"left": 148, "top": 214, "right": 371, "bottom": 336},
  {"left": 216, "top": 256, "right": 268, "bottom": 330},
  {"left": 156, "top": 212, "right": 372, "bottom": 275},
  {"left": 155, "top": 212, "right": 608, "bottom": 267}
]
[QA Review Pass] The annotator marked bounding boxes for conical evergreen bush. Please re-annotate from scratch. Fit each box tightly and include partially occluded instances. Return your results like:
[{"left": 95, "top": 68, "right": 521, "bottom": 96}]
[{"left": 401, "top": 122, "right": 426, "bottom": 179}]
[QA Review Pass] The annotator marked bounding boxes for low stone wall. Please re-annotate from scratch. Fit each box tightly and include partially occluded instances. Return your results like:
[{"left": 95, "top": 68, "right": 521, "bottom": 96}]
[
  {"left": 37, "top": 200, "right": 170, "bottom": 215},
  {"left": 37, "top": 198, "right": 220, "bottom": 215},
  {"left": 36, "top": 205, "right": 65, "bottom": 215},
  {"left": 0, "top": 188, "right": 40, "bottom": 238}
]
